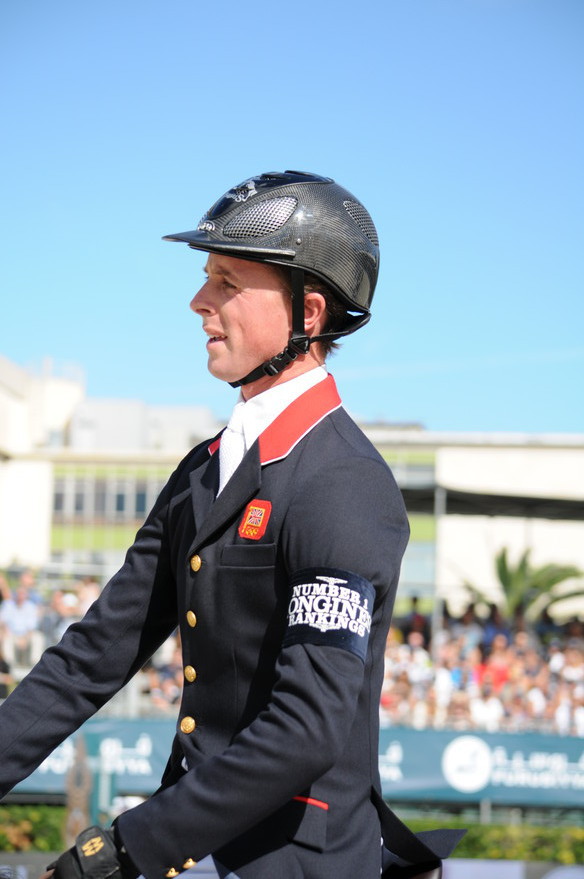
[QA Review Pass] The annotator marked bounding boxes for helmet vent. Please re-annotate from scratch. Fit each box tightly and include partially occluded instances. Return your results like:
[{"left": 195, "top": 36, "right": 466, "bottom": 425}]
[
  {"left": 343, "top": 200, "right": 379, "bottom": 246},
  {"left": 223, "top": 196, "right": 297, "bottom": 239}
]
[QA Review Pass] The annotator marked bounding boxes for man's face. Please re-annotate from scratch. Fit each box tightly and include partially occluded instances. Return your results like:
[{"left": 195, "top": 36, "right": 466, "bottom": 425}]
[{"left": 190, "top": 253, "right": 291, "bottom": 389}]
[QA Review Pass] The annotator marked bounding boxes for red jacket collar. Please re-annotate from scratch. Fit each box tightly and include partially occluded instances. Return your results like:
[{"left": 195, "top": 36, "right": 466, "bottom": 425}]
[
  {"left": 208, "top": 436, "right": 221, "bottom": 456},
  {"left": 207, "top": 374, "right": 342, "bottom": 464},
  {"left": 259, "top": 373, "right": 341, "bottom": 465}
]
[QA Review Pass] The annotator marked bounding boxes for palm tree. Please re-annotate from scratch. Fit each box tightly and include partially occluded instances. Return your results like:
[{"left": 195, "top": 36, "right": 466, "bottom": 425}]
[{"left": 467, "top": 547, "right": 584, "bottom": 620}]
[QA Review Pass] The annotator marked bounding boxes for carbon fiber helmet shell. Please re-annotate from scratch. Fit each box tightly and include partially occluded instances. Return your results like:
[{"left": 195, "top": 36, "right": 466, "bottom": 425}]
[{"left": 163, "top": 170, "right": 380, "bottom": 317}]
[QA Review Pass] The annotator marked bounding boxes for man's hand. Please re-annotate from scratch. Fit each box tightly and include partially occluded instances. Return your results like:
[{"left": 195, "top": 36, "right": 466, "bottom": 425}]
[{"left": 45, "top": 826, "right": 137, "bottom": 879}]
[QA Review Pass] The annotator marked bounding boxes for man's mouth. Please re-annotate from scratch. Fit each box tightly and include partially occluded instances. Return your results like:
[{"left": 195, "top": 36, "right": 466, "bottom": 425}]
[{"left": 204, "top": 329, "right": 227, "bottom": 344}]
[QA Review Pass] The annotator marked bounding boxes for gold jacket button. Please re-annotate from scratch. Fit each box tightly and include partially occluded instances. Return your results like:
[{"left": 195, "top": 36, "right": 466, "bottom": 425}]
[
  {"left": 186, "top": 611, "right": 197, "bottom": 628},
  {"left": 165, "top": 869, "right": 179, "bottom": 878},
  {"left": 180, "top": 716, "right": 196, "bottom": 734},
  {"left": 190, "top": 554, "right": 202, "bottom": 572},
  {"left": 182, "top": 859, "right": 197, "bottom": 870},
  {"left": 184, "top": 665, "right": 197, "bottom": 683}
]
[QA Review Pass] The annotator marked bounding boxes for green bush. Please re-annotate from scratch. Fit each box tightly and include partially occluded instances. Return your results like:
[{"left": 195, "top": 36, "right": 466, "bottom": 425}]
[
  {"left": 1, "top": 805, "right": 583, "bottom": 864},
  {"left": 406, "top": 817, "right": 584, "bottom": 864},
  {"left": 0, "top": 805, "right": 66, "bottom": 852}
]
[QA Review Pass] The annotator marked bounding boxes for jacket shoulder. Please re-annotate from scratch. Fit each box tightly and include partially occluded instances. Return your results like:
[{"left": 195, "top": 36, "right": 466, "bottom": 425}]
[{"left": 328, "top": 408, "right": 389, "bottom": 462}]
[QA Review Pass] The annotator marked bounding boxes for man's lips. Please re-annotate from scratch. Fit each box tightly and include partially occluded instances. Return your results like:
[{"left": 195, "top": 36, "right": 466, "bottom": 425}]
[{"left": 205, "top": 331, "right": 227, "bottom": 344}]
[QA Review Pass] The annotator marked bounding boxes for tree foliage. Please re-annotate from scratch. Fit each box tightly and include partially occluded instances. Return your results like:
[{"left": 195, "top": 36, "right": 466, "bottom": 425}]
[{"left": 469, "top": 547, "right": 584, "bottom": 619}]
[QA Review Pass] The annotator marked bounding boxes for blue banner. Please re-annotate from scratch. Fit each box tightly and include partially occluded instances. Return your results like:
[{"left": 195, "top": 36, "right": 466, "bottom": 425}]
[
  {"left": 13, "top": 720, "right": 584, "bottom": 810},
  {"left": 379, "top": 728, "right": 584, "bottom": 808}
]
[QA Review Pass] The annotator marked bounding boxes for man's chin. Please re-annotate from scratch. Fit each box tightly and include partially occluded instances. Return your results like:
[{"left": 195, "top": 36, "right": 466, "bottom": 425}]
[{"left": 207, "top": 360, "right": 242, "bottom": 384}]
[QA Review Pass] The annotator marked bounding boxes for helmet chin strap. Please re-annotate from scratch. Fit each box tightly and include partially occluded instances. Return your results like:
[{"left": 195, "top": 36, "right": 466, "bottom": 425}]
[
  {"left": 229, "top": 268, "right": 310, "bottom": 389},
  {"left": 229, "top": 267, "right": 371, "bottom": 389}
]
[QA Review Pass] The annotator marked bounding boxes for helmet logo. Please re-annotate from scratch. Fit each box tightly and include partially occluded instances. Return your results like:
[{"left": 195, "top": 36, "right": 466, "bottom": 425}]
[
  {"left": 197, "top": 219, "right": 216, "bottom": 233},
  {"left": 227, "top": 179, "right": 258, "bottom": 203}
]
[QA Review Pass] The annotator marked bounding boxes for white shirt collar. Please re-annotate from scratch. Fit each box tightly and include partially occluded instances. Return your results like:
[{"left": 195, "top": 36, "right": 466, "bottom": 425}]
[{"left": 236, "top": 365, "right": 328, "bottom": 452}]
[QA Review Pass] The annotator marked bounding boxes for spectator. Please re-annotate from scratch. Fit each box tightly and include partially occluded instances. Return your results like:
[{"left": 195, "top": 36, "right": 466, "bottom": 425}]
[
  {"left": 573, "top": 690, "right": 584, "bottom": 736},
  {"left": 563, "top": 617, "right": 584, "bottom": 640},
  {"left": 4, "top": 562, "right": 583, "bottom": 736},
  {"left": 481, "top": 632, "right": 512, "bottom": 692},
  {"left": 561, "top": 639, "right": 584, "bottom": 685},
  {"left": 0, "top": 647, "right": 13, "bottom": 703},
  {"left": 379, "top": 603, "right": 584, "bottom": 737},
  {"left": 0, "top": 585, "right": 41, "bottom": 667},
  {"left": 445, "top": 690, "right": 473, "bottom": 730},
  {"left": 403, "top": 631, "right": 433, "bottom": 687},
  {"left": 0, "top": 574, "right": 10, "bottom": 606},
  {"left": 399, "top": 596, "right": 430, "bottom": 645},
  {"left": 553, "top": 681, "right": 574, "bottom": 736},
  {"left": 535, "top": 607, "right": 562, "bottom": 645},
  {"left": 548, "top": 638, "right": 566, "bottom": 677},
  {"left": 38, "top": 589, "right": 82, "bottom": 647},
  {"left": 469, "top": 683, "right": 505, "bottom": 732},
  {"left": 482, "top": 603, "right": 512, "bottom": 651},
  {"left": 433, "top": 643, "right": 459, "bottom": 724},
  {"left": 76, "top": 576, "right": 101, "bottom": 615},
  {"left": 450, "top": 604, "right": 483, "bottom": 657}
]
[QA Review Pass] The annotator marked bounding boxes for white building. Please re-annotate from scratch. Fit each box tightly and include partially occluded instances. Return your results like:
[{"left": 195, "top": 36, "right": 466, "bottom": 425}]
[
  {"left": 1, "top": 354, "right": 583, "bottom": 617},
  {"left": 0, "top": 355, "right": 221, "bottom": 576}
]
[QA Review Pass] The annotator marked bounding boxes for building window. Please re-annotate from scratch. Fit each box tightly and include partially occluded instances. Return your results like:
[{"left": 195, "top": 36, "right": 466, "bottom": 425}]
[
  {"left": 95, "top": 484, "right": 106, "bottom": 517},
  {"left": 135, "top": 489, "right": 147, "bottom": 516},
  {"left": 53, "top": 490, "right": 64, "bottom": 514},
  {"left": 400, "top": 541, "right": 435, "bottom": 596}
]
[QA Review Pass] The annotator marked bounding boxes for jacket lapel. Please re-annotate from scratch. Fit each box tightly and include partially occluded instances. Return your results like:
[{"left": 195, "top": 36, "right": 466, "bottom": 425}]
[
  {"left": 188, "top": 374, "right": 342, "bottom": 548},
  {"left": 190, "top": 445, "right": 261, "bottom": 550},
  {"left": 189, "top": 448, "right": 219, "bottom": 533}
]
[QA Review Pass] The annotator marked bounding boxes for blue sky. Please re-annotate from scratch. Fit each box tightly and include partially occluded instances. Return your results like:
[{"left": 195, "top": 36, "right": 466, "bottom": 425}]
[{"left": 1, "top": 0, "right": 582, "bottom": 432}]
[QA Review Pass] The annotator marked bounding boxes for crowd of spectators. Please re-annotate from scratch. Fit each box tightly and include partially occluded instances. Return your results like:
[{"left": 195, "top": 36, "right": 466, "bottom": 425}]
[
  {"left": 0, "top": 569, "right": 185, "bottom": 716},
  {"left": 382, "top": 598, "right": 584, "bottom": 737},
  {"left": 0, "top": 570, "right": 102, "bottom": 697},
  {"left": 2, "top": 571, "right": 583, "bottom": 736}
]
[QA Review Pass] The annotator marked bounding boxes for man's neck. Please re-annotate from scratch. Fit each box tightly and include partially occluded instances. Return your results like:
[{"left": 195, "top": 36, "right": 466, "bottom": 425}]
[{"left": 240, "top": 349, "right": 325, "bottom": 401}]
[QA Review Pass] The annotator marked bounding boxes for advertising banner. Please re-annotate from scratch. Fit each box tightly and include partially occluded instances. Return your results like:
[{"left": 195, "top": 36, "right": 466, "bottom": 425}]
[
  {"left": 15, "top": 718, "right": 175, "bottom": 799},
  {"left": 13, "top": 720, "right": 584, "bottom": 810},
  {"left": 379, "top": 728, "right": 584, "bottom": 807}
]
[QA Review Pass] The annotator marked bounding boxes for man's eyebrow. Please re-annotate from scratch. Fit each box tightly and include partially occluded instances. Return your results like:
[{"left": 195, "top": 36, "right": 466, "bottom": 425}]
[{"left": 203, "top": 263, "right": 239, "bottom": 282}]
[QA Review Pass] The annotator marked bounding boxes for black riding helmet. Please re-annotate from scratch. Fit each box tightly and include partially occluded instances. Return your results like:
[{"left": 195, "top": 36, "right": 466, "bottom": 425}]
[{"left": 163, "top": 170, "right": 380, "bottom": 387}]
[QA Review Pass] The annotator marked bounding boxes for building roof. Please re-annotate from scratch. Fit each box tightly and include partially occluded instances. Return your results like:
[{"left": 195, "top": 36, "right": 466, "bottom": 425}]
[{"left": 402, "top": 485, "right": 584, "bottom": 521}]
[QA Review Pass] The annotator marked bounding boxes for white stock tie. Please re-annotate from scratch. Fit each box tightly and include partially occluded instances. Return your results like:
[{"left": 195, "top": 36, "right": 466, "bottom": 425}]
[{"left": 218, "top": 401, "right": 246, "bottom": 495}]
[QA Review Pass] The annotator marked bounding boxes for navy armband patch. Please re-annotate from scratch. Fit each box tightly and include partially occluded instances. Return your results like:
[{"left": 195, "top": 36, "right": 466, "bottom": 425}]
[{"left": 282, "top": 567, "right": 374, "bottom": 661}]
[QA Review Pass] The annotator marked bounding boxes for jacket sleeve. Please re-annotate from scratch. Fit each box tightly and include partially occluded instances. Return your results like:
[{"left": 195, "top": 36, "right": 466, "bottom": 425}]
[
  {"left": 117, "top": 454, "right": 409, "bottom": 876},
  {"left": 0, "top": 456, "right": 190, "bottom": 799}
]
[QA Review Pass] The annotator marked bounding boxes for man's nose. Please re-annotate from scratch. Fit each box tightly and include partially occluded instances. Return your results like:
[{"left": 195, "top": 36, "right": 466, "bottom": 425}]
[{"left": 190, "top": 282, "right": 212, "bottom": 315}]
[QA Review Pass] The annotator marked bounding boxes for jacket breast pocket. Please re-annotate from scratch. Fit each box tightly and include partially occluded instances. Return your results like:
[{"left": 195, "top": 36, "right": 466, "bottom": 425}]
[{"left": 220, "top": 543, "right": 277, "bottom": 568}]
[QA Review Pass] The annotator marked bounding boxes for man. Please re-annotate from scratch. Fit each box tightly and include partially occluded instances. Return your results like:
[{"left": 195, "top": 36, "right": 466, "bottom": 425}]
[
  {"left": 0, "top": 582, "right": 40, "bottom": 667},
  {"left": 0, "top": 171, "right": 460, "bottom": 878}
]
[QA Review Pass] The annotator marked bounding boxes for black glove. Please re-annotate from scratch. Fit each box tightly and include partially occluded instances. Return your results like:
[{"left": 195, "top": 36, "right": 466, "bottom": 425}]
[{"left": 47, "top": 826, "right": 138, "bottom": 879}]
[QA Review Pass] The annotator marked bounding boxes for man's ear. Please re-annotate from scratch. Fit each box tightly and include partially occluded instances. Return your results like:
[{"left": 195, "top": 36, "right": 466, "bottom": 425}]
[{"left": 303, "top": 291, "right": 327, "bottom": 337}]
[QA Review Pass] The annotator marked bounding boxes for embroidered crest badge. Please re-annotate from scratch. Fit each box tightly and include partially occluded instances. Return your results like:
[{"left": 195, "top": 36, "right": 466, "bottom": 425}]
[{"left": 238, "top": 499, "right": 272, "bottom": 540}]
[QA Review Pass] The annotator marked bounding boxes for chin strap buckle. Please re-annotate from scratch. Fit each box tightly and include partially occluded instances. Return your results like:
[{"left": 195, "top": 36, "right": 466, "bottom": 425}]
[
  {"left": 260, "top": 335, "right": 311, "bottom": 377},
  {"left": 288, "top": 335, "right": 310, "bottom": 356},
  {"left": 229, "top": 335, "right": 313, "bottom": 387}
]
